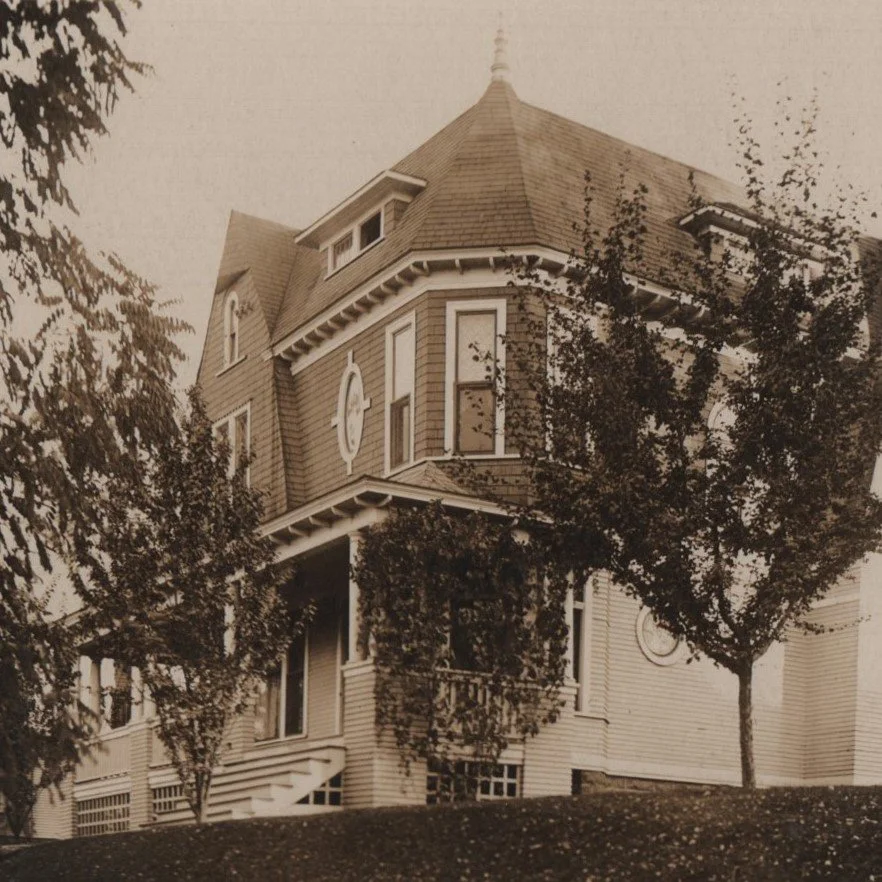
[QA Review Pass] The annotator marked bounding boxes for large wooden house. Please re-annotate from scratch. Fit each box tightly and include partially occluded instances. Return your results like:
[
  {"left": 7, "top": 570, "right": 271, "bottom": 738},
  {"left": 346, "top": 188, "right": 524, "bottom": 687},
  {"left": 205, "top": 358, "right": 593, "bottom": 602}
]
[{"left": 32, "top": 36, "right": 882, "bottom": 839}]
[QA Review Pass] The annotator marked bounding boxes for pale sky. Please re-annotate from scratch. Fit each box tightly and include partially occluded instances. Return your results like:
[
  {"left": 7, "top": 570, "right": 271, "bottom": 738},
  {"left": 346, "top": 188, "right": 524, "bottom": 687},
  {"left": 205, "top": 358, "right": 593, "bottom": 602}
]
[{"left": 63, "top": 0, "right": 882, "bottom": 387}]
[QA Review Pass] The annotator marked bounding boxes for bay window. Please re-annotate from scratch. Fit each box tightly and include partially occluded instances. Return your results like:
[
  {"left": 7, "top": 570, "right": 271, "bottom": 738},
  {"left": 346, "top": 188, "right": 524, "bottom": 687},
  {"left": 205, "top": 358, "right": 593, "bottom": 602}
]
[
  {"left": 385, "top": 314, "right": 415, "bottom": 471},
  {"left": 445, "top": 299, "right": 506, "bottom": 456}
]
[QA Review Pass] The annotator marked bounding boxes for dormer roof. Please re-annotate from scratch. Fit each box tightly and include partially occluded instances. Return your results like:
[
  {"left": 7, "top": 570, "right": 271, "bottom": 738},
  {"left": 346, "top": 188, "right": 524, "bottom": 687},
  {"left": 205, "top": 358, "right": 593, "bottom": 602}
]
[{"left": 294, "top": 171, "right": 426, "bottom": 249}]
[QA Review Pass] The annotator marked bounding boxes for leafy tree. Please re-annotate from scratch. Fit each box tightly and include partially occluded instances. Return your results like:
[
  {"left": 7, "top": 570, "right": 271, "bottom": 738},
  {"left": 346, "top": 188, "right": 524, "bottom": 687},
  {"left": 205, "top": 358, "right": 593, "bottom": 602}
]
[
  {"left": 85, "top": 389, "right": 303, "bottom": 822},
  {"left": 1, "top": 2, "right": 185, "bottom": 827},
  {"left": 502, "top": 107, "right": 882, "bottom": 788},
  {"left": 353, "top": 502, "right": 569, "bottom": 781}
]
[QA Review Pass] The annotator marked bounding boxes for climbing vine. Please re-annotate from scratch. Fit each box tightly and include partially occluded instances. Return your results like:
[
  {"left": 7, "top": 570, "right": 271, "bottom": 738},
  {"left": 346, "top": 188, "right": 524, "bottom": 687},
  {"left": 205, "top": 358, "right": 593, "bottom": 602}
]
[{"left": 353, "top": 502, "right": 570, "bottom": 774}]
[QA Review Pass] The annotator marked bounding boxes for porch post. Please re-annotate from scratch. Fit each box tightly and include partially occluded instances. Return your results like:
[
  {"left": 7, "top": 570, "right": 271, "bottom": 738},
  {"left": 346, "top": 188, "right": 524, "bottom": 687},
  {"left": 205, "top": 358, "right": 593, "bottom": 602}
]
[
  {"left": 100, "top": 658, "right": 114, "bottom": 730},
  {"left": 565, "top": 582, "right": 575, "bottom": 677},
  {"left": 348, "top": 531, "right": 362, "bottom": 662}
]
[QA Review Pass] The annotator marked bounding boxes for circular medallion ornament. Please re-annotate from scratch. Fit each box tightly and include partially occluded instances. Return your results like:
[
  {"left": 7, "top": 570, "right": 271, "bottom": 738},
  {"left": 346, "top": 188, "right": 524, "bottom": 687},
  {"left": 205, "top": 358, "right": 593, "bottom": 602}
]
[
  {"left": 636, "top": 607, "right": 686, "bottom": 666},
  {"left": 332, "top": 351, "right": 371, "bottom": 474}
]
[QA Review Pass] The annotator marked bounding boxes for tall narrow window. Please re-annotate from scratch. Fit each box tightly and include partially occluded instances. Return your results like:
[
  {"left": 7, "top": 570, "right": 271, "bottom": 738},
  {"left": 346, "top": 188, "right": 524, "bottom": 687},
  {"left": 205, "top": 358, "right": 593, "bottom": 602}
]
[
  {"left": 331, "top": 232, "right": 354, "bottom": 271},
  {"left": 572, "top": 592, "right": 584, "bottom": 710},
  {"left": 386, "top": 316, "right": 415, "bottom": 471},
  {"left": 109, "top": 665, "right": 132, "bottom": 730},
  {"left": 455, "top": 311, "right": 496, "bottom": 454},
  {"left": 254, "top": 629, "right": 307, "bottom": 741},
  {"left": 224, "top": 293, "right": 239, "bottom": 366},
  {"left": 284, "top": 631, "right": 306, "bottom": 737},
  {"left": 445, "top": 300, "right": 506, "bottom": 456},
  {"left": 213, "top": 405, "right": 250, "bottom": 482}
]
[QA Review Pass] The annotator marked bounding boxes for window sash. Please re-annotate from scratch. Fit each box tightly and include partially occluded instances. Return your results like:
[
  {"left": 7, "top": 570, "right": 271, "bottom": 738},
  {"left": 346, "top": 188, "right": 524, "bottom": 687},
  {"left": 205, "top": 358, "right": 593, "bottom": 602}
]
[
  {"left": 455, "top": 383, "right": 495, "bottom": 454},
  {"left": 390, "top": 395, "right": 411, "bottom": 468}
]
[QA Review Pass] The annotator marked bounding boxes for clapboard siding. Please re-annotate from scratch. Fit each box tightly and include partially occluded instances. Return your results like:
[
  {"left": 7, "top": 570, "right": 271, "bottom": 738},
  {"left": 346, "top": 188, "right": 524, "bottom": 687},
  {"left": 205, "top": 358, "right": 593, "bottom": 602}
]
[
  {"left": 32, "top": 773, "right": 73, "bottom": 839},
  {"left": 306, "top": 605, "right": 341, "bottom": 741},
  {"left": 197, "top": 273, "right": 288, "bottom": 520}
]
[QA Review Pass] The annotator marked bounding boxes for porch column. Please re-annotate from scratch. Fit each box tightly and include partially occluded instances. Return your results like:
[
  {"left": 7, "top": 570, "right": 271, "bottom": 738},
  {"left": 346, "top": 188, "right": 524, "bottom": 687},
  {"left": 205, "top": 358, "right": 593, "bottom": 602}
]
[
  {"left": 86, "top": 656, "right": 101, "bottom": 719},
  {"left": 100, "top": 658, "right": 114, "bottom": 731},
  {"left": 565, "top": 582, "right": 575, "bottom": 677},
  {"left": 348, "top": 531, "right": 363, "bottom": 662},
  {"left": 130, "top": 666, "right": 143, "bottom": 723}
]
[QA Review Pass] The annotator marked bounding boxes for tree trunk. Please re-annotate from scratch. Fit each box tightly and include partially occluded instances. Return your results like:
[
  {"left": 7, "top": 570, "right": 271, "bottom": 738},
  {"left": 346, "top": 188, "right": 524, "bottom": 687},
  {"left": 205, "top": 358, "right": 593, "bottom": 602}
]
[
  {"left": 193, "top": 770, "right": 212, "bottom": 823},
  {"left": 737, "top": 662, "right": 756, "bottom": 789}
]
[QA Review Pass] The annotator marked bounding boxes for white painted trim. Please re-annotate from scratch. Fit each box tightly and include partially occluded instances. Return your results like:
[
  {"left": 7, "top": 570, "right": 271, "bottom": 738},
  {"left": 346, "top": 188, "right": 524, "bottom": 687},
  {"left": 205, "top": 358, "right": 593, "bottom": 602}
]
[
  {"left": 326, "top": 203, "right": 386, "bottom": 276},
  {"left": 348, "top": 532, "right": 362, "bottom": 664},
  {"left": 212, "top": 401, "right": 251, "bottom": 482},
  {"left": 223, "top": 291, "right": 240, "bottom": 367},
  {"left": 274, "top": 507, "right": 387, "bottom": 562},
  {"left": 216, "top": 354, "right": 246, "bottom": 377},
  {"left": 261, "top": 475, "right": 510, "bottom": 540},
  {"left": 285, "top": 264, "right": 513, "bottom": 376},
  {"left": 635, "top": 606, "right": 688, "bottom": 666},
  {"left": 295, "top": 171, "right": 426, "bottom": 245},
  {"left": 444, "top": 297, "right": 507, "bottom": 457},
  {"left": 330, "top": 352, "right": 371, "bottom": 476},
  {"left": 384, "top": 311, "right": 416, "bottom": 475}
]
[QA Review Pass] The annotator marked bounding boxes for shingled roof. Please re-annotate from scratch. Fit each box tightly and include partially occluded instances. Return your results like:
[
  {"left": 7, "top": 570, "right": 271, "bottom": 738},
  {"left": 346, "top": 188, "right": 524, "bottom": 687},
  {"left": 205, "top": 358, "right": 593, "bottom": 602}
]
[{"left": 221, "top": 79, "right": 750, "bottom": 345}]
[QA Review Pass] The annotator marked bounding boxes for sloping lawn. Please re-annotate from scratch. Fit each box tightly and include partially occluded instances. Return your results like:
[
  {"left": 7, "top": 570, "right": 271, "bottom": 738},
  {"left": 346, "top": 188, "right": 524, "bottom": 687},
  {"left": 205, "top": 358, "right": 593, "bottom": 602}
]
[{"left": 2, "top": 787, "right": 882, "bottom": 881}]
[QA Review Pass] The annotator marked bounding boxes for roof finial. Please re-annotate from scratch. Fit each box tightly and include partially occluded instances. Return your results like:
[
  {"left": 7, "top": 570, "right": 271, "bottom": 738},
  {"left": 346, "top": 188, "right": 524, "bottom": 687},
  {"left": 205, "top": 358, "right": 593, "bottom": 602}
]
[{"left": 491, "top": 16, "right": 510, "bottom": 83}]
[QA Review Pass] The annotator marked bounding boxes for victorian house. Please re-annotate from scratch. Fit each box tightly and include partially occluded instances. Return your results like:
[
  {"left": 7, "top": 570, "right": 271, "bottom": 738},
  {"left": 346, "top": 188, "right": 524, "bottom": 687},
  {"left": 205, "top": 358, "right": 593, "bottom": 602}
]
[{"left": 32, "top": 34, "right": 882, "bottom": 838}]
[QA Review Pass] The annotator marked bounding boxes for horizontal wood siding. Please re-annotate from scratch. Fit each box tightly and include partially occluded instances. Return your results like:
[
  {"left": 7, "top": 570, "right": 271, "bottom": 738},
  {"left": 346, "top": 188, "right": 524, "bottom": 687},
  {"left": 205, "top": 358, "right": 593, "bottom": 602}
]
[
  {"left": 522, "top": 685, "right": 578, "bottom": 797},
  {"left": 801, "top": 591, "right": 860, "bottom": 781},
  {"left": 32, "top": 774, "right": 73, "bottom": 839},
  {"left": 307, "top": 605, "right": 341, "bottom": 741},
  {"left": 198, "top": 273, "right": 288, "bottom": 520},
  {"left": 76, "top": 733, "right": 131, "bottom": 783},
  {"left": 129, "top": 725, "right": 151, "bottom": 829},
  {"left": 855, "top": 553, "right": 882, "bottom": 781},
  {"left": 341, "top": 662, "right": 379, "bottom": 808}
]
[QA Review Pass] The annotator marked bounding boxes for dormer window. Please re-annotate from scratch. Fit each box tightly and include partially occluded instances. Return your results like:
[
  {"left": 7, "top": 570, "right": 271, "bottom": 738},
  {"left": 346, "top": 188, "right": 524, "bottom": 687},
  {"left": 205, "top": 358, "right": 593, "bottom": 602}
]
[
  {"left": 224, "top": 292, "right": 240, "bottom": 366},
  {"left": 329, "top": 210, "right": 383, "bottom": 274}
]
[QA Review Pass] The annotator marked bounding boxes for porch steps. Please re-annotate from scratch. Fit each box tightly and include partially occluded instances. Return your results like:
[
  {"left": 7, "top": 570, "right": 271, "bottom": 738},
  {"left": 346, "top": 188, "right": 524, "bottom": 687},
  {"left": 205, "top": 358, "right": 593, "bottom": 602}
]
[{"left": 151, "top": 745, "right": 345, "bottom": 825}]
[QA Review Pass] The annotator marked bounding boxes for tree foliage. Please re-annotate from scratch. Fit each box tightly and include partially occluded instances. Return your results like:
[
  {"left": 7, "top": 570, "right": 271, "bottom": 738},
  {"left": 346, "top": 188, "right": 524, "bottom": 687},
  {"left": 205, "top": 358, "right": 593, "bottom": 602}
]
[
  {"left": 85, "top": 389, "right": 302, "bottom": 822},
  {"left": 353, "top": 502, "right": 569, "bottom": 775},
  {"left": 0, "top": 1, "right": 186, "bottom": 832},
  {"left": 502, "top": 102, "right": 882, "bottom": 787}
]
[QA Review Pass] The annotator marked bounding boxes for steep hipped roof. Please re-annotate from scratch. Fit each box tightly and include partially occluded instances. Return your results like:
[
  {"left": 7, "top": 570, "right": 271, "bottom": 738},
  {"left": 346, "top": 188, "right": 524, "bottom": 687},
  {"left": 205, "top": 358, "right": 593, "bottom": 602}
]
[
  {"left": 216, "top": 210, "right": 304, "bottom": 331},
  {"left": 220, "top": 80, "right": 750, "bottom": 344}
]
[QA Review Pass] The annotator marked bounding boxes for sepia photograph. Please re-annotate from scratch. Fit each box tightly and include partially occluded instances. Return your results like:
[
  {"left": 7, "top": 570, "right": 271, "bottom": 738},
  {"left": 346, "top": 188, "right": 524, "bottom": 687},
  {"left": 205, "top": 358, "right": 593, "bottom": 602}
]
[{"left": 3, "top": 1, "right": 882, "bottom": 879}]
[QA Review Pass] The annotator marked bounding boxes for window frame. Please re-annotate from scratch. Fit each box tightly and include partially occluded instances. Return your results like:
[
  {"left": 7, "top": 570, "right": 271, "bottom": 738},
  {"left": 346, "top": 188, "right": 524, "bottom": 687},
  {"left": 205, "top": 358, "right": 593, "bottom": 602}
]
[
  {"left": 223, "top": 291, "right": 240, "bottom": 367},
  {"left": 384, "top": 311, "right": 416, "bottom": 474},
  {"left": 445, "top": 298, "right": 507, "bottom": 457},
  {"left": 326, "top": 206, "right": 385, "bottom": 276},
  {"left": 571, "top": 578, "right": 592, "bottom": 713},
  {"left": 254, "top": 628, "right": 309, "bottom": 743},
  {"left": 212, "top": 402, "right": 251, "bottom": 483}
]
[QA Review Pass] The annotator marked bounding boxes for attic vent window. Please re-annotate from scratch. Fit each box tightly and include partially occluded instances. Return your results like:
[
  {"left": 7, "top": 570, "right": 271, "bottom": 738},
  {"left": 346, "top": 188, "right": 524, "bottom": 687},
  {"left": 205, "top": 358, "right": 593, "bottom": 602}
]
[
  {"left": 332, "top": 232, "right": 354, "bottom": 271},
  {"left": 329, "top": 210, "right": 384, "bottom": 274}
]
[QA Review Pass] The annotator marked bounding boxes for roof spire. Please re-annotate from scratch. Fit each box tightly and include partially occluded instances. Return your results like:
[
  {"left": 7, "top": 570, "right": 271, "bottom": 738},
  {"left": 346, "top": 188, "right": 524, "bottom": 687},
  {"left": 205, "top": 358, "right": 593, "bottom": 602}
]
[{"left": 491, "top": 16, "right": 510, "bottom": 83}]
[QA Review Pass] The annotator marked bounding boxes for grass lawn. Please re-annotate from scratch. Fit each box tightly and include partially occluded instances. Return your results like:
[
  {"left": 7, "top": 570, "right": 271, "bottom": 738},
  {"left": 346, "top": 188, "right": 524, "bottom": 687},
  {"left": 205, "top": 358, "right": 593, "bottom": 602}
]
[{"left": 2, "top": 786, "right": 882, "bottom": 881}]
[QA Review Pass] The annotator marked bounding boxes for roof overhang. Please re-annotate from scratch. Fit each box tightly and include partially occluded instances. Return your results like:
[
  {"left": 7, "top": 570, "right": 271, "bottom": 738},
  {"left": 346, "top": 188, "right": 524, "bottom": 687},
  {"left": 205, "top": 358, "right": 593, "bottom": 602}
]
[
  {"left": 294, "top": 171, "right": 427, "bottom": 248},
  {"left": 262, "top": 474, "right": 509, "bottom": 550},
  {"left": 267, "top": 246, "right": 710, "bottom": 370}
]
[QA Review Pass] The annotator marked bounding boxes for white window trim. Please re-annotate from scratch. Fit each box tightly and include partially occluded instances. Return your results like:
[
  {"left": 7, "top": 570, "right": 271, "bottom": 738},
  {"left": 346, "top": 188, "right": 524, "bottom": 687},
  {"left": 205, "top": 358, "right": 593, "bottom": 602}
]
[
  {"left": 212, "top": 402, "right": 251, "bottom": 483},
  {"left": 223, "top": 291, "right": 240, "bottom": 367},
  {"left": 445, "top": 298, "right": 507, "bottom": 457},
  {"left": 254, "top": 628, "right": 310, "bottom": 744},
  {"left": 277, "top": 628, "right": 309, "bottom": 741},
  {"left": 384, "top": 311, "right": 416, "bottom": 475},
  {"left": 572, "top": 578, "right": 593, "bottom": 714},
  {"left": 325, "top": 203, "right": 386, "bottom": 277}
]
